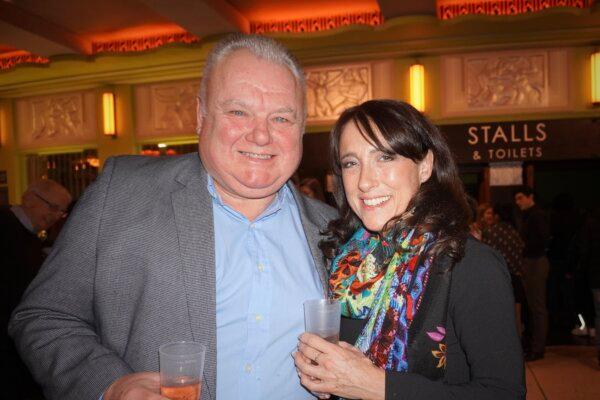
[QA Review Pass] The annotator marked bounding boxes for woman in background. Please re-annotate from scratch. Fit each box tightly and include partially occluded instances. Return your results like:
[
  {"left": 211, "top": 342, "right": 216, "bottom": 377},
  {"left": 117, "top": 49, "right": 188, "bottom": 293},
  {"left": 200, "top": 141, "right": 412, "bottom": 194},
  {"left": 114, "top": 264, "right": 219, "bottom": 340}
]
[
  {"left": 482, "top": 203, "right": 526, "bottom": 338},
  {"left": 300, "top": 177, "right": 327, "bottom": 203}
]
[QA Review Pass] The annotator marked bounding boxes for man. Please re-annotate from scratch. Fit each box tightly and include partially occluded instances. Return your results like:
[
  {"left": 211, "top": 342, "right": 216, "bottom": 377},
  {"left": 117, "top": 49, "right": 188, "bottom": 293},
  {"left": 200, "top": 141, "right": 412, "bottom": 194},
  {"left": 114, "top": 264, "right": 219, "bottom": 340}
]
[
  {"left": 1, "top": 179, "right": 71, "bottom": 400},
  {"left": 10, "top": 34, "right": 336, "bottom": 400},
  {"left": 514, "top": 185, "right": 550, "bottom": 361}
]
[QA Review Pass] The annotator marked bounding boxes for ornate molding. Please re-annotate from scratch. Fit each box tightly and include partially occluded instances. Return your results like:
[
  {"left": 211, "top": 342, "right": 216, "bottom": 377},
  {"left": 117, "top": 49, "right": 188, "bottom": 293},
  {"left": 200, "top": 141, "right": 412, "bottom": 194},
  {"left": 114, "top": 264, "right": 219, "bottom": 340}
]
[
  {"left": 305, "top": 63, "right": 371, "bottom": 123},
  {"left": 92, "top": 32, "right": 200, "bottom": 53},
  {"left": 31, "top": 95, "right": 84, "bottom": 140},
  {"left": 251, "top": 11, "right": 383, "bottom": 34},
  {"left": 0, "top": 52, "right": 49, "bottom": 70},
  {"left": 441, "top": 48, "right": 570, "bottom": 116},
  {"left": 437, "top": 0, "right": 594, "bottom": 20},
  {"left": 0, "top": 33, "right": 200, "bottom": 71},
  {"left": 466, "top": 54, "right": 546, "bottom": 107},
  {"left": 135, "top": 79, "right": 200, "bottom": 138},
  {"left": 15, "top": 91, "right": 97, "bottom": 149}
]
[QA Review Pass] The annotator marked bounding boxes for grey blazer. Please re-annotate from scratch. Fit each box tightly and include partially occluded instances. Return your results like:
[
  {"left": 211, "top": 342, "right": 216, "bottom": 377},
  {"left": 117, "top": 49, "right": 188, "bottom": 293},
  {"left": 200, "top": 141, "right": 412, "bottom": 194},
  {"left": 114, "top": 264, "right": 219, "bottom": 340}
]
[{"left": 9, "top": 153, "right": 337, "bottom": 400}]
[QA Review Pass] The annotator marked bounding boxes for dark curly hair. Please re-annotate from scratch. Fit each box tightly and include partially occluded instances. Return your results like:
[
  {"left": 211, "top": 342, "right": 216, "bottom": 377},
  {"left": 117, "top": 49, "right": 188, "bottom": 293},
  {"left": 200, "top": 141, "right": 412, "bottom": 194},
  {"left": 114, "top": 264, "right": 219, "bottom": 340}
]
[{"left": 319, "top": 100, "right": 470, "bottom": 264}]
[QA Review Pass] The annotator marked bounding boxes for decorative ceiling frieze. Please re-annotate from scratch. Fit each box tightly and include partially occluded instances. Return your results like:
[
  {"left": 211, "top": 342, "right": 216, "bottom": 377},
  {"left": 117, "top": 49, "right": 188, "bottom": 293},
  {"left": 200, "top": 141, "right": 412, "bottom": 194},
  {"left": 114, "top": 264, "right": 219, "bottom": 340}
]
[
  {"left": 0, "top": 51, "right": 49, "bottom": 70},
  {"left": 92, "top": 32, "right": 200, "bottom": 54},
  {"left": 251, "top": 11, "right": 383, "bottom": 34},
  {"left": 437, "top": 0, "right": 594, "bottom": 20}
]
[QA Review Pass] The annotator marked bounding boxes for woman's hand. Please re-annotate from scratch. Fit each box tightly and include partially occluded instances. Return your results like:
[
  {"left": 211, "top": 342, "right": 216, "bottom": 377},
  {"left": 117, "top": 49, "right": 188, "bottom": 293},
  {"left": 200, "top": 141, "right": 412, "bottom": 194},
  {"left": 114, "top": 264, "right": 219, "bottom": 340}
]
[{"left": 293, "top": 333, "right": 385, "bottom": 400}]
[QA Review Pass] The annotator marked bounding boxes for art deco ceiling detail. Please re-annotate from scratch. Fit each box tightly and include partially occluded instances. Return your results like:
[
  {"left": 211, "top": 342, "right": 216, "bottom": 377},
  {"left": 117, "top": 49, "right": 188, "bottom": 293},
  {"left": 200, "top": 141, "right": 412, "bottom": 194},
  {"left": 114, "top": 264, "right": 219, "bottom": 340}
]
[
  {"left": 437, "top": 0, "right": 594, "bottom": 20},
  {"left": 0, "top": 0, "right": 595, "bottom": 71}
]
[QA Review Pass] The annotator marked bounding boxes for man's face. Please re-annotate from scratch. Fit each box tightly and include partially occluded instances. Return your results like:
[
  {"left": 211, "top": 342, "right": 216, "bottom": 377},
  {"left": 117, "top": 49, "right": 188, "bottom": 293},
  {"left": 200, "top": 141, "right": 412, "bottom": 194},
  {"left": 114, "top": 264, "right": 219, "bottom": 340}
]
[
  {"left": 197, "top": 49, "right": 303, "bottom": 205},
  {"left": 514, "top": 192, "right": 534, "bottom": 211},
  {"left": 24, "top": 188, "right": 70, "bottom": 231}
]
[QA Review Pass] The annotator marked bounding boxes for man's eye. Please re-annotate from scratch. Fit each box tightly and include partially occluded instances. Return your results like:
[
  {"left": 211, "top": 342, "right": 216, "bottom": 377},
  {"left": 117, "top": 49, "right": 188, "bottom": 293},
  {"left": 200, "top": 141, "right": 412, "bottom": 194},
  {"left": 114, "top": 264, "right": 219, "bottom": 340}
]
[
  {"left": 228, "top": 110, "right": 245, "bottom": 116},
  {"left": 273, "top": 116, "right": 290, "bottom": 123}
]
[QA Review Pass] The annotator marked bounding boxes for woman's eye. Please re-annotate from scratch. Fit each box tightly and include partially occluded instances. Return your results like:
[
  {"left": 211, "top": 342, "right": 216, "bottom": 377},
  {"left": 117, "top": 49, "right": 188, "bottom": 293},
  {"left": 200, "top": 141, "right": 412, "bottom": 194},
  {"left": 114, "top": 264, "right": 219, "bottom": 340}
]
[
  {"left": 341, "top": 160, "right": 356, "bottom": 169},
  {"left": 379, "top": 154, "right": 395, "bottom": 162}
]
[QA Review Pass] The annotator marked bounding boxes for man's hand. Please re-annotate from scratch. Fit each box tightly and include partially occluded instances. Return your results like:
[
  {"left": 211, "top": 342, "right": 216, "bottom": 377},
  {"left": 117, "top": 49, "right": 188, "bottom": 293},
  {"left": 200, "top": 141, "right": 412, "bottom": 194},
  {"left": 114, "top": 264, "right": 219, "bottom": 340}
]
[{"left": 104, "top": 372, "right": 167, "bottom": 400}]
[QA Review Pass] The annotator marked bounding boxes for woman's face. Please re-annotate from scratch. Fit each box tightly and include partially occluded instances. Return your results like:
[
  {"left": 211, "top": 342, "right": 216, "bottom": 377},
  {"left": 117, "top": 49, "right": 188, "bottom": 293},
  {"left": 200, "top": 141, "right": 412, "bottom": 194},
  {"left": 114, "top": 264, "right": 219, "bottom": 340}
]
[
  {"left": 300, "top": 185, "right": 316, "bottom": 199},
  {"left": 483, "top": 207, "right": 494, "bottom": 226},
  {"left": 339, "top": 122, "right": 433, "bottom": 233}
]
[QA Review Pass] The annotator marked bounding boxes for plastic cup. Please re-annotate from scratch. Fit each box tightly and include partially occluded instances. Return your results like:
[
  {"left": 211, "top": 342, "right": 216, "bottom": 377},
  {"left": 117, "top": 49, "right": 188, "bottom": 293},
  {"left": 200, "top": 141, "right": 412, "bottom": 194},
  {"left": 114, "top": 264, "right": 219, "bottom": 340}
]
[
  {"left": 159, "top": 341, "right": 206, "bottom": 400},
  {"left": 303, "top": 299, "right": 341, "bottom": 343}
]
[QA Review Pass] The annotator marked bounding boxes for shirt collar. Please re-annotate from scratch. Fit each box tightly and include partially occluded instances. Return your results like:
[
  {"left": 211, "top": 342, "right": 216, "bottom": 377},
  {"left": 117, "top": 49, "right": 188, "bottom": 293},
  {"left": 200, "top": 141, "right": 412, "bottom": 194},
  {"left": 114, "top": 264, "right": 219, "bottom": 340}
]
[
  {"left": 206, "top": 175, "right": 290, "bottom": 222},
  {"left": 11, "top": 205, "right": 36, "bottom": 233}
]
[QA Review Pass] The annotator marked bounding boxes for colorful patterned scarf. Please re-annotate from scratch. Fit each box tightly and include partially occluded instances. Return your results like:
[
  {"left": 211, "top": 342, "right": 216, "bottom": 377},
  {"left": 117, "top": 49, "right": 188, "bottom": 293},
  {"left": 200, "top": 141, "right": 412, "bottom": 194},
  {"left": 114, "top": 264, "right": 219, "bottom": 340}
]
[{"left": 329, "top": 227, "right": 435, "bottom": 371}]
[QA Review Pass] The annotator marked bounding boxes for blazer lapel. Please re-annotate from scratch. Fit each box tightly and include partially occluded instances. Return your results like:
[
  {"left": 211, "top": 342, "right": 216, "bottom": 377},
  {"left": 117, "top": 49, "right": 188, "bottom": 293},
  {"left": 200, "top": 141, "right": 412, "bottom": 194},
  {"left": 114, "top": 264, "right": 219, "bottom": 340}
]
[
  {"left": 171, "top": 155, "right": 217, "bottom": 400},
  {"left": 291, "top": 186, "right": 329, "bottom": 296}
]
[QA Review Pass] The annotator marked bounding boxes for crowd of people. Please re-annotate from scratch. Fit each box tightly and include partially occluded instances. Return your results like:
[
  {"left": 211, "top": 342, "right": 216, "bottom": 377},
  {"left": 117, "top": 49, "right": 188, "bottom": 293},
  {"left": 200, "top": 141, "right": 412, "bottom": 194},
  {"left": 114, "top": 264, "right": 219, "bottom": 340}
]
[
  {"left": 469, "top": 190, "right": 600, "bottom": 366},
  {"left": 2, "top": 33, "right": 598, "bottom": 400}
]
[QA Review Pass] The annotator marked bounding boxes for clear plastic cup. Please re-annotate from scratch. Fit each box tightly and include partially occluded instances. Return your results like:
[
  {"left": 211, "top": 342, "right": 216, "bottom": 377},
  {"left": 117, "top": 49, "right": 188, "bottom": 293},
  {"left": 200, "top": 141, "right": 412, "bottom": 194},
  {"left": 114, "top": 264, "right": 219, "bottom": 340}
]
[
  {"left": 159, "top": 341, "right": 206, "bottom": 400},
  {"left": 303, "top": 299, "right": 341, "bottom": 343}
]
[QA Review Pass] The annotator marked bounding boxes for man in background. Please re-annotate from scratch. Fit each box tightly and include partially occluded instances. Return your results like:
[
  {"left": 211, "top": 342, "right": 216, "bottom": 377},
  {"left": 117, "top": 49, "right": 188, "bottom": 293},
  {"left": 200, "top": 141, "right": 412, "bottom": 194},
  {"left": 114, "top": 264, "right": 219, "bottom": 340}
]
[
  {"left": 1, "top": 179, "right": 71, "bottom": 399},
  {"left": 514, "top": 185, "right": 550, "bottom": 362}
]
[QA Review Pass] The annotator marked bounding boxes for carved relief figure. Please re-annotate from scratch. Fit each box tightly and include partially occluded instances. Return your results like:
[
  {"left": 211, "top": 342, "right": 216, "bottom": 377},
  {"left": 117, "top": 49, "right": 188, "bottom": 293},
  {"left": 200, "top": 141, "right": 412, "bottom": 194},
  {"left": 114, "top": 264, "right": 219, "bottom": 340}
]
[
  {"left": 306, "top": 65, "right": 370, "bottom": 121},
  {"left": 466, "top": 55, "right": 545, "bottom": 108},
  {"left": 152, "top": 82, "right": 200, "bottom": 131},
  {"left": 32, "top": 96, "right": 83, "bottom": 140}
]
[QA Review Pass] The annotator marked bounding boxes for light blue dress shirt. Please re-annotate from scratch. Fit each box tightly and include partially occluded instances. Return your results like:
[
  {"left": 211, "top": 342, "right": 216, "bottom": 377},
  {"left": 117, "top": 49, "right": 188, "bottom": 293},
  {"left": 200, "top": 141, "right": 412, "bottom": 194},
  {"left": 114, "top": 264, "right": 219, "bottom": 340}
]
[{"left": 209, "top": 176, "right": 323, "bottom": 399}]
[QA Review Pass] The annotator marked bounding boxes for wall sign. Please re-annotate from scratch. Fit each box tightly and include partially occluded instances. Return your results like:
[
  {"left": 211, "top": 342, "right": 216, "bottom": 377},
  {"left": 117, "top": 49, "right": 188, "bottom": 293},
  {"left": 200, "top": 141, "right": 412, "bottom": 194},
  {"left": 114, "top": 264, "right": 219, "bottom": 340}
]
[{"left": 441, "top": 118, "right": 600, "bottom": 164}]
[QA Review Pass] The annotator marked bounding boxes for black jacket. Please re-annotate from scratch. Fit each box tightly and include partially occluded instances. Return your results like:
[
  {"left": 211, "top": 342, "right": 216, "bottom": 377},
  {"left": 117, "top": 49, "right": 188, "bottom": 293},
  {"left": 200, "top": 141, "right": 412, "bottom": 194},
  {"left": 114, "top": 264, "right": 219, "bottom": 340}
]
[
  {"left": 519, "top": 205, "right": 550, "bottom": 258},
  {"left": 340, "top": 239, "right": 525, "bottom": 399}
]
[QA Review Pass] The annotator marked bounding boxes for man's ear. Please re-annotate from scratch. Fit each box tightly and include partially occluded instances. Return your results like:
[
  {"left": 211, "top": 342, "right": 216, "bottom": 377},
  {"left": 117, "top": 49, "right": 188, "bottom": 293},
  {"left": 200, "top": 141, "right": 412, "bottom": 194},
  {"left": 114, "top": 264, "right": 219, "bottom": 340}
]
[
  {"left": 196, "top": 97, "right": 204, "bottom": 136},
  {"left": 419, "top": 150, "right": 434, "bottom": 183}
]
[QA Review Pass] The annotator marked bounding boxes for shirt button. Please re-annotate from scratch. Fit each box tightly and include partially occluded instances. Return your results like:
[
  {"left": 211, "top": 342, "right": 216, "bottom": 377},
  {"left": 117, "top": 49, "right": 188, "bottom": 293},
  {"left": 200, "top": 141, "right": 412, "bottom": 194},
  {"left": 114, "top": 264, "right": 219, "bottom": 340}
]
[
  {"left": 244, "top": 363, "right": 252, "bottom": 373},
  {"left": 255, "top": 314, "right": 262, "bottom": 322},
  {"left": 258, "top": 264, "right": 264, "bottom": 272}
]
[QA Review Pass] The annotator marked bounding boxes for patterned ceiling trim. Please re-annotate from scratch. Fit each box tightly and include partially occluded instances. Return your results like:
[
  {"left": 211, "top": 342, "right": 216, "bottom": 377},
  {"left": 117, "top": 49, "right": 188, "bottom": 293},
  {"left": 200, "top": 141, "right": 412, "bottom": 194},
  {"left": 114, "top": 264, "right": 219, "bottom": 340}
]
[
  {"left": 251, "top": 11, "right": 383, "bottom": 34},
  {"left": 437, "top": 0, "right": 594, "bottom": 20},
  {"left": 0, "top": 52, "right": 49, "bottom": 70},
  {"left": 92, "top": 32, "right": 200, "bottom": 54}
]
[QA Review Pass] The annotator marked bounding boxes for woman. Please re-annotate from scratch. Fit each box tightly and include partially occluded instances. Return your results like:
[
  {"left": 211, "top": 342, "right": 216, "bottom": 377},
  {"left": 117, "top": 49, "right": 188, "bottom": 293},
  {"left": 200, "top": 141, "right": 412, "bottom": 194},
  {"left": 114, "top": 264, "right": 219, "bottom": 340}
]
[
  {"left": 294, "top": 100, "right": 524, "bottom": 399},
  {"left": 482, "top": 203, "right": 526, "bottom": 338}
]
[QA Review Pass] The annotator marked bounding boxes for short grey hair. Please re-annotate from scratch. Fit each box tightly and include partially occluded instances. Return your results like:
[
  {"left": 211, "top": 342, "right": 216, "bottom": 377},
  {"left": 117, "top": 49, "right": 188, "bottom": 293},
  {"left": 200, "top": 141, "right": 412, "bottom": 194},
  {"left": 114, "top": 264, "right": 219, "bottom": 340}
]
[{"left": 198, "top": 34, "right": 306, "bottom": 121}]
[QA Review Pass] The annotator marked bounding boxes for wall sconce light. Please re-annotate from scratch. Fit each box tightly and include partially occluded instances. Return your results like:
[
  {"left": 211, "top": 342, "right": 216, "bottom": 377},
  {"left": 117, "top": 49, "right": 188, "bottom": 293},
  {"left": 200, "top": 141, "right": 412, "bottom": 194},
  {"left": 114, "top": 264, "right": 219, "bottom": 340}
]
[
  {"left": 592, "top": 51, "right": 600, "bottom": 105},
  {"left": 102, "top": 92, "right": 116, "bottom": 136},
  {"left": 409, "top": 63, "right": 425, "bottom": 112}
]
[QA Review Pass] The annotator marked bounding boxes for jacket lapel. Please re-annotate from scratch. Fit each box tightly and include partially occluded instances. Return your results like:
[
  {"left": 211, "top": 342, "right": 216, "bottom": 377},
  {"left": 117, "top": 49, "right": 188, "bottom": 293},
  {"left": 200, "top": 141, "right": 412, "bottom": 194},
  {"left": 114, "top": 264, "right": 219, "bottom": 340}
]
[
  {"left": 291, "top": 186, "right": 329, "bottom": 296},
  {"left": 171, "top": 155, "right": 217, "bottom": 400}
]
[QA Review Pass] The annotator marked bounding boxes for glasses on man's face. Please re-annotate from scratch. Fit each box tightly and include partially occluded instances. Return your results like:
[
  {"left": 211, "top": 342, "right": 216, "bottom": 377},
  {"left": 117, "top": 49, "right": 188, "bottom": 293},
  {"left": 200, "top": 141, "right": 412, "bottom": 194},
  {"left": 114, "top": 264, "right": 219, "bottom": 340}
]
[{"left": 32, "top": 192, "right": 68, "bottom": 216}]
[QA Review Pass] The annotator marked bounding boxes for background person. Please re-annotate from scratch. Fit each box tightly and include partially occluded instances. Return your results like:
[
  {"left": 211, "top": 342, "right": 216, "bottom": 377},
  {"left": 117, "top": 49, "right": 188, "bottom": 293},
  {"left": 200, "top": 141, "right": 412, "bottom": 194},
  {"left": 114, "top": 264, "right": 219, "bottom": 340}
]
[
  {"left": 482, "top": 203, "right": 526, "bottom": 338},
  {"left": 299, "top": 177, "right": 326, "bottom": 202},
  {"left": 1, "top": 179, "right": 71, "bottom": 400},
  {"left": 10, "top": 34, "right": 336, "bottom": 400},
  {"left": 294, "top": 100, "right": 524, "bottom": 399},
  {"left": 514, "top": 185, "right": 550, "bottom": 361}
]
